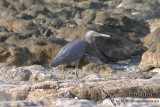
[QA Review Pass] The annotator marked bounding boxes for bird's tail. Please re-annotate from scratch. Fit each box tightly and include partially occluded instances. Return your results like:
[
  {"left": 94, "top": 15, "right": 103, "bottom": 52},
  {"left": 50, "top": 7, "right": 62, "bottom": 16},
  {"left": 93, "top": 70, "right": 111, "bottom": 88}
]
[{"left": 49, "top": 58, "right": 62, "bottom": 67}]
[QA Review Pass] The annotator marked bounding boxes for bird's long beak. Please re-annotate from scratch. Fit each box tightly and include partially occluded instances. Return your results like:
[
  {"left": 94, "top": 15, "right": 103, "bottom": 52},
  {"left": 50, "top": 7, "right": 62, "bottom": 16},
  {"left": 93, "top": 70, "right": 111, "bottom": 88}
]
[{"left": 96, "top": 32, "right": 110, "bottom": 38}]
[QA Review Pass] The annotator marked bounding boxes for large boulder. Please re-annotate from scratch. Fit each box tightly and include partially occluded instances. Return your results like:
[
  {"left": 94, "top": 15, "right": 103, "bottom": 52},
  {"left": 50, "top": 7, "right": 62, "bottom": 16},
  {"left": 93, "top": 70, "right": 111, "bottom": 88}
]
[
  {"left": 114, "top": 0, "right": 160, "bottom": 20},
  {"left": 0, "top": 43, "right": 34, "bottom": 66},
  {"left": 138, "top": 27, "right": 160, "bottom": 71},
  {"left": 95, "top": 16, "right": 149, "bottom": 61},
  {"left": 0, "top": 35, "right": 67, "bottom": 66}
]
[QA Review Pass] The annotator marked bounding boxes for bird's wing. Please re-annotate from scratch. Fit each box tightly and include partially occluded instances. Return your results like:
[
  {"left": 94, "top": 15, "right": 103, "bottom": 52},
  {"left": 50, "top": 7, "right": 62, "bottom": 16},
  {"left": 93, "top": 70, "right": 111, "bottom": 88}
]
[{"left": 53, "top": 40, "right": 87, "bottom": 65}]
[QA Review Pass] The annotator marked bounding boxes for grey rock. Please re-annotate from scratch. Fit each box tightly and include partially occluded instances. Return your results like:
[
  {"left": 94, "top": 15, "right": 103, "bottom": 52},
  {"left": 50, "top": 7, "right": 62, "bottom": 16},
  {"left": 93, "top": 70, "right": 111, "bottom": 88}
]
[
  {"left": 0, "top": 26, "right": 8, "bottom": 32},
  {"left": 0, "top": 91, "right": 11, "bottom": 101},
  {"left": 51, "top": 18, "right": 63, "bottom": 28},
  {"left": 0, "top": 36, "right": 68, "bottom": 66},
  {"left": 82, "top": 63, "right": 115, "bottom": 74},
  {"left": 115, "top": 0, "right": 160, "bottom": 20},
  {"left": 44, "top": 29, "right": 53, "bottom": 37},
  {"left": 0, "top": 35, "right": 8, "bottom": 42},
  {"left": 94, "top": 15, "right": 149, "bottom": 61},
  {"left": 0, "top": 65, "right": 159, "bottom": 106},
  {"left": 94, "top": 11, "right": 109, "bottom": 25},
  {"left": 0, "top": 98, "right": 158, "bottom": 107},
  {"left": 138, "top": 27, "right": 160, "bottom": 71},
  {"left": 55, "top": 98, "right": 97, "bottom": 107},
  {"left": 81, "top": 9, "right": 96, "bottom": 24},
  {"left": 3, "top": 68, "right": 32, "bottom": 81}
]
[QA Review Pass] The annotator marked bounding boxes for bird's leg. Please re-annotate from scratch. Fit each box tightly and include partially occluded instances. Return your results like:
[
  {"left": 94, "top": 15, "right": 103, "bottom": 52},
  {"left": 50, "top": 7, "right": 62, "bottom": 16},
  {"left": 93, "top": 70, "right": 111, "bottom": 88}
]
[
  {"left": 62, "top": 65, "right": 66, "bottom": 80},
  {"left": 75, "top": 60, "right": 80, "bottom": 79}
]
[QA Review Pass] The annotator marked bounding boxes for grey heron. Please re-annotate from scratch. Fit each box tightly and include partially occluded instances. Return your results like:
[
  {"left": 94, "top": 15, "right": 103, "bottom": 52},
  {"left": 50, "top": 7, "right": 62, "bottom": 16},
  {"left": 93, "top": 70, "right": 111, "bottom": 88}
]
[{"left": 49, "top": 30, "right": 110, "bottom": 79}]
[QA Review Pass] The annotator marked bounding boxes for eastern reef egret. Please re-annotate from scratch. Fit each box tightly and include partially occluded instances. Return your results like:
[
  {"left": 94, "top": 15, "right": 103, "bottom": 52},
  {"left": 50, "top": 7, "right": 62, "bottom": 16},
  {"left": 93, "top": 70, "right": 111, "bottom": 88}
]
[{"left": 49, "top": 30, "right": 110, "bottom": 79}]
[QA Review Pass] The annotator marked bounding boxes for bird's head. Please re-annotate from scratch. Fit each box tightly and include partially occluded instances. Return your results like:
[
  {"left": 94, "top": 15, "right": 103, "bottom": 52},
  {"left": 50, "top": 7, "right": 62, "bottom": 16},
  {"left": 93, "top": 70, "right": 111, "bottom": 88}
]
[
  {"left": 86, "top": 30, "right": 110, "bottom": 38},
  {"left": 85, "top": 30, "right": 110, "bottom": 43}
]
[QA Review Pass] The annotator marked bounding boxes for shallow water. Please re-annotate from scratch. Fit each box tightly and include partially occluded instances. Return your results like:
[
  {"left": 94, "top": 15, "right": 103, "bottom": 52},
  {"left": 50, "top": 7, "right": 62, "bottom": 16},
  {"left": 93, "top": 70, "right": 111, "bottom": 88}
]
[{"left": 108, "top": 55, "right": 141, "bottom": 73}]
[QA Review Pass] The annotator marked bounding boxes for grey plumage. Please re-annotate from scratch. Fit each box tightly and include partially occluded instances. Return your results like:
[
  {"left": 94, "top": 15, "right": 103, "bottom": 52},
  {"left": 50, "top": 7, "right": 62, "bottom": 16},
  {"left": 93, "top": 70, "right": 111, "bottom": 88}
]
[
  {"left": 50, "top": 40, "right": 87, "bottom": 67},
  {"left": 49, "top": 30, "right": 110, "bottom": 79}
]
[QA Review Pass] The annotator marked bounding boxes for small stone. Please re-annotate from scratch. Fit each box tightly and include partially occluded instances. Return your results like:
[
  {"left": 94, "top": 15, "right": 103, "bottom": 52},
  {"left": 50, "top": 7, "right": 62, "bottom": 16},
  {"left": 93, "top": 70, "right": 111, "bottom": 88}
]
[{"left": 44, "top": 29, "right": 52, "bottom": 37}]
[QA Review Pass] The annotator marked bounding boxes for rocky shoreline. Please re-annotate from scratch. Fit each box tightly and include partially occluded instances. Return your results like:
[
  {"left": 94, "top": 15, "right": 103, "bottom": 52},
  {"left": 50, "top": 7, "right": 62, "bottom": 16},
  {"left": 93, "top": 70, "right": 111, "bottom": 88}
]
[
  {"left": 0, "top": 64, "right": 160, "bottom": 107},
  {"left": 0, "top": 0, "right": 160, "bottom": 106}
]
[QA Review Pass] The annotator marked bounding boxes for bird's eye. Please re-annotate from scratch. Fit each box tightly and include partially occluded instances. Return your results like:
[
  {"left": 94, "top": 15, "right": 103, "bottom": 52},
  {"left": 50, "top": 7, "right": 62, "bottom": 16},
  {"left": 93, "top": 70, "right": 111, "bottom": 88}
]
[{"left": 93, "top": 32, "right": 97, "bottom": 36}]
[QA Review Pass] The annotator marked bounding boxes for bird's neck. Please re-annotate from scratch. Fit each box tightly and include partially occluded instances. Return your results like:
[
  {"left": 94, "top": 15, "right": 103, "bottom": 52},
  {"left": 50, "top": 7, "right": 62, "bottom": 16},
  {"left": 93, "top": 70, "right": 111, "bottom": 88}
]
[
  {"left": 85, "top": 34, "right": 93, "bottom": 44},
  {"left": 85, "top": 36, "right": 95, "bottom": 50}
]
